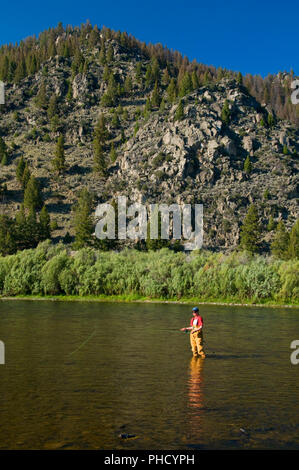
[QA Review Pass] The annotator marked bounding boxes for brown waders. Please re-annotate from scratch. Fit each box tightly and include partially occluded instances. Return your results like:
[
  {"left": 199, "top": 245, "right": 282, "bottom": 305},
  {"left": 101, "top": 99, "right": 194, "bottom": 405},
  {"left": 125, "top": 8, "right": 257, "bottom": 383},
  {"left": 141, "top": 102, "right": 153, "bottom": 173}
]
[{"left": 190, "top": 330, "right": 205, "bottom": 358}]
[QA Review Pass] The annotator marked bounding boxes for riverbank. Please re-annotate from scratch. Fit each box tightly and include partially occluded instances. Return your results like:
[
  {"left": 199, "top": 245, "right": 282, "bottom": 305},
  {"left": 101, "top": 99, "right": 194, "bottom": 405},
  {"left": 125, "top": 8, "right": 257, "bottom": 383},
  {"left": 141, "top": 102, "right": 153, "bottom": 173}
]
[
  {"left": 1, "top": 294, "right": 298, "bottom": 308},
  {"left": 0, "top": 242, "right": 298, "bottom": 306}
]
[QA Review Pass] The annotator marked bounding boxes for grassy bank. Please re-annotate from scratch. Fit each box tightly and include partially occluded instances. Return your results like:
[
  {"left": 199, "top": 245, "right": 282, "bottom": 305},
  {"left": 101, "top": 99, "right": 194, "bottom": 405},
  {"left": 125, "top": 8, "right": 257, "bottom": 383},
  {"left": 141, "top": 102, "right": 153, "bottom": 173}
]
[
  {"left": 1, "top": 293, "right": 298, "bottom": 308},
  {"left": 0, "top": 240, "right": 298, "bottom": 306}
]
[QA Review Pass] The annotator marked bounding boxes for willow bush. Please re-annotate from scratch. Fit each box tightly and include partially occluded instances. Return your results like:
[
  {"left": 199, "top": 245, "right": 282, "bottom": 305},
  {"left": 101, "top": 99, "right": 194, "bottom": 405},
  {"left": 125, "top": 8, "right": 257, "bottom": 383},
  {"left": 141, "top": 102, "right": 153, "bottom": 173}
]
[{"left": 0, "top": 241, "right": 297, "bottom": 302}]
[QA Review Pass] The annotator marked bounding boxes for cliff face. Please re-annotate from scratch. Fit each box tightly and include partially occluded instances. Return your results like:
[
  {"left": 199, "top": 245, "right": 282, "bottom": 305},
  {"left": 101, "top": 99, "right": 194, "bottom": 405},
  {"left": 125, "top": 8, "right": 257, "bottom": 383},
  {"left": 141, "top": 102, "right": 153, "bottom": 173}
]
[{"left": 0, "top": 37, "right": 298, "bottom": 252}]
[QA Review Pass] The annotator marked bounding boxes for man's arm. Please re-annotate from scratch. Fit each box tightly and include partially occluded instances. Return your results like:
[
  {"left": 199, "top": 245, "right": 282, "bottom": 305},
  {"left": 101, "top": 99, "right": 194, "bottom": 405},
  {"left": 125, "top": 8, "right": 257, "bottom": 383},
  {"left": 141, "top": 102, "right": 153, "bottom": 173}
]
[{"left": 191, "top": 325, "right": 202, "bottom": 334}]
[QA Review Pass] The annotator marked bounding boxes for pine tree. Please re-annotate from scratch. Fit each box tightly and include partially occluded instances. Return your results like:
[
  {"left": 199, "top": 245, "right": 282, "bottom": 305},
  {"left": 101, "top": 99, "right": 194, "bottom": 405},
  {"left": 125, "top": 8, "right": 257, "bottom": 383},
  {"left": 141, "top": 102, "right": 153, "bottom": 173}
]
[
  {"left": 287, "top": 219, "right": 299, "bottom": 259},
  {"left": 66, "top": 81, "right": 73, "bottom": 102},
  {"left": 93, "top": 139, "right": 106, "bottom": 176},
  {"left": 16, "top": 156, "right": 26, "bottom": 184},
  {"left": 35, "top": 81, "right": 48, "bottom": 109},
  {"left": 124, "top": 75, "right": 133, "bottom": 95},
  {"left": 221, "top": 99, "right": 231, "bottom": 125},
  {"left": 159, "top": 97, "right": 166, "bottom": 113},
  {"left": 39, "top": 205, "right": 51, "bottom": 240},
  {"left": 22, "top": 163, "right": 31, "bottom": 189},
  {"left": 109, "top": 142, "right": 117, "bottom": 163},
  {"left": 52, "top": 134, "right": 65, "bottom": 174},
  {"left": 144, "top": 97, "right": 152, "bottom": 114},
  {"left": 174, "top": 100, "right": 184, "bottom": 121},
  {"left": 162, "top": 68, "right": 170, "bottom": 86},
  {"left": 240, "top": 204, "right": 260, "bottom": 254},
  {"left": 106, "top": 45, "right": 114, "bottom": 63},
  {"left": 145, "top": 64, "right": 153, "bottom": 88},
  {"left": 191, "top": 71, "right": 200, "bottom": 90},
  {"left": 267, "top": 113, "right": 275, "bottom": 127},
  {"left": 244, "top": 156, "right": 252, "bottom": 174},
  {"left": 99, "top": 44, "right": 106, "bottom": 65},
  {"left": 271, "top": 221, "right": 290, "bottom": 259},
  {"left": 94, "top": 114, "right": 108, "bottom": 144},
  {"left": 237, "top": 72, "right": 243, "bottom": 85},
  {"left": 26, "top": 207, "right": 39, "bottom": 245},
  {"left": 47, "top": 93, "right": 58, "bottom": 120},
  {"left": 24, "top": 176, "right": 43, "bottom": 211},
  {"left": 111, "top": 111, "right": 120, "bottom": 128},
  {"left": 73, "top": 188, "right": 94, "bottom": 249},
  {"left": 135, "top": 62, "right": 143, "bottom": 83},
  {"left": 151, "top": 57, "right": 160, "bottom": 84},
  {"left": 179, "top": 72, "right": 192, "bottom": 97},
  {"left": 103, "top": 65, "right": 110, "bottom": 83},
  {"left": 151, "top": 81, "right": 161, "bottom": 108},
  {"left": 0, "top": 136, "right": 8, "bottom": 166}
]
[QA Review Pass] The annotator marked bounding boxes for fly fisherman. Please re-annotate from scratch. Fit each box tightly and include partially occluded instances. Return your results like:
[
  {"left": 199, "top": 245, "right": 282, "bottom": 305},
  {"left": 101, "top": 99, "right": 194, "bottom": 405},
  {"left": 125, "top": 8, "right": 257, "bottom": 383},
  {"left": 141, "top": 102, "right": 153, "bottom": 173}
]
[{"left": 180, "top": 307, "right": 206, "bottom": 358}]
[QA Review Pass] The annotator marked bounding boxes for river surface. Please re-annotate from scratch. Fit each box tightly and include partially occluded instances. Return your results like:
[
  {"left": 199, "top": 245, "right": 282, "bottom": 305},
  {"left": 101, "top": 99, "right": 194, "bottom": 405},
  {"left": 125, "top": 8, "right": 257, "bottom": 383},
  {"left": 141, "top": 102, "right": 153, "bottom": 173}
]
[{"left": 0, "top": 300, "right": 298, "bottom": 450}]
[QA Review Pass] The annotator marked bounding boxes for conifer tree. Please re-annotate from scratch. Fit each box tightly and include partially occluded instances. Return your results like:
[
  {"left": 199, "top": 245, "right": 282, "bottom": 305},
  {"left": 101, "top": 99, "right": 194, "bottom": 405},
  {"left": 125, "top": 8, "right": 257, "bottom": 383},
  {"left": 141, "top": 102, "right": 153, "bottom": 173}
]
[
  {"left": 240, "top": 204, "right": 260, "bottom": 254},
  {"left": 0, "top": 136, "right": 8, "bottom": 166},
  {"left": 22, "top": 162, "right": 31, "bottom": 189},
  {"left": 73, "top": 188, "right": 94, "bottom": 249},
  {"left": 179, "top": 72, "right": 192, "bottom": 97},
  {"left": 237, "top": 71, "right": 243, "bottom": 85},
  {"left": 244, "top": 156, "right": 252, "bottom": 174},
  {"left": 271, "top": 221, "right": 290, "bottom": 259},
  {"left": 162, "top": 68, "right": 170, "bottom": 86},
  {"left": 288, "top": 219, "right": 299, "bottom": 259},
  {"left": 26, "top": 207, "right": 39, "bottom": 245},
  {"left": 39, "top": 205, "right": 51, "bottom": 240},
  {"left": 93, "top": 139, "right": 106, "bottom": 176},
  {"left": 159, "top": 97, "right": 166, "bottom": 113},
  {"left": 124, "top": 75, "right": 133, "bottom": 95},
  {"left": 191, "top": 71, "right": 200, "bottom": 90},
  {"left": 66, "top": 81, "right": 73, "bottom": 102},
  {"left": 221, "top": 99, "right": 231, "bottom": 125},
  {"left": 167, "top": 78, "right": 177, "bottom": 103},
  {"left": 267, "top": 113, "right": 275, "bottom": 127},
  {"left": 47, "top": 93, "right": 58, "bottom": 120},
  {"left": 145, "top": 63, "right": 153, "bottom": 88},
  {"left": 135, "top": 62, "right": 142, "bottom": 83},
  {"left": 35, "top": 81, "right": 48, "bottom": 109},
  {"left": 52, "top": 134, "right": 65, "bottom": 174},
  {"left": 99, "top": 44, "right": 106, "bottom": 65},
  {"left": 109, "top": 142, "right": 117, "bottom": 163},
  {"left": 174, "top": 100, "right": 184, "bottom": 121},
  {"left": 106, "top": 45, "right": 114, "bottom": 63},
  {"left": 111, "top": 111, "right": 120, "bottom": 128},
  {"left": 94, "top": 114, "right": 108, "bottom": 144},
  {"left": 24, "top": 176, "right": 43, "bottom": 211},
  {"left": 16, "top": 156, "right": 26, "bottom": 184},
  {"left": 151, "top": 81, "right": 161, "bottom": 108}
]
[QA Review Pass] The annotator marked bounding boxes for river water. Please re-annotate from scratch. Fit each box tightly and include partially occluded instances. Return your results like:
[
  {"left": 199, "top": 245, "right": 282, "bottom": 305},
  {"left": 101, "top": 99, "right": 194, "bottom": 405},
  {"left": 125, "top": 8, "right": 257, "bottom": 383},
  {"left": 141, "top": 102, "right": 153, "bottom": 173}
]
[{"left": 0, "top": 300, "right": 298, "bottom": 449}]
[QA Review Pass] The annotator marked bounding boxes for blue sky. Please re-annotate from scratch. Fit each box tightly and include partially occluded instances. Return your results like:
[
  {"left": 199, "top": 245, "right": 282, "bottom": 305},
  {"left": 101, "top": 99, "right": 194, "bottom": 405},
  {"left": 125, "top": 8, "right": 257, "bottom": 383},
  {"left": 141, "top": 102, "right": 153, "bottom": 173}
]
[{"left": 0, "top": 0, "right": 298, "bottom": 76}]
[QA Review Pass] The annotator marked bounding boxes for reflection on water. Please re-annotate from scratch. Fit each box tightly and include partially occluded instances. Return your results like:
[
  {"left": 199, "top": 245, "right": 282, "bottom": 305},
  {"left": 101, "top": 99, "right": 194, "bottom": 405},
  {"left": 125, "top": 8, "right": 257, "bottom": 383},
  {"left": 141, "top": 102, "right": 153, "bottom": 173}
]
[
  {"left": 188, "top": 357, "right": 204, "bottom": 439},
  {"left": 188, "top": 357, "right": 204, "bottom": 410},
  {"left": 0, "top": 300, "right": 298, "bottom": 449}
]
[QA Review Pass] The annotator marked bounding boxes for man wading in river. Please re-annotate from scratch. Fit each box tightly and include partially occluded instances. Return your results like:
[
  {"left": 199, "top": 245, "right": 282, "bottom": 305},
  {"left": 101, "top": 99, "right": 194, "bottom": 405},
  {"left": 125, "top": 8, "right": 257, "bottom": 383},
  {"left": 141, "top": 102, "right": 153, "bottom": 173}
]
[{"left": 180, "top": 307, "right": 206, "bottom": 358}]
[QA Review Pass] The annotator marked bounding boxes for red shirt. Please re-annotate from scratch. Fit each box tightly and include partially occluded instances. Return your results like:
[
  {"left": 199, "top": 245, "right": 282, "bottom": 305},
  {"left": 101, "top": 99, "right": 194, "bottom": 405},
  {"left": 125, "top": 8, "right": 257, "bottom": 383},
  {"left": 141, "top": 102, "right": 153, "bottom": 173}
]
[{"left": 190, "top": 315, "right": 203, "bottom": 328}]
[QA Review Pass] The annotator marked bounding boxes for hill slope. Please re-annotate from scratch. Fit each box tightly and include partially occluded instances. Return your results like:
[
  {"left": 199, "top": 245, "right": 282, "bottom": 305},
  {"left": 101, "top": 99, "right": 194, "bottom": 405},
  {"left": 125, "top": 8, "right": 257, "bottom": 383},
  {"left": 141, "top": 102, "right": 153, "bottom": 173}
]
[{"left": 0, "top": 25, "right": 298, "bottom": 253}]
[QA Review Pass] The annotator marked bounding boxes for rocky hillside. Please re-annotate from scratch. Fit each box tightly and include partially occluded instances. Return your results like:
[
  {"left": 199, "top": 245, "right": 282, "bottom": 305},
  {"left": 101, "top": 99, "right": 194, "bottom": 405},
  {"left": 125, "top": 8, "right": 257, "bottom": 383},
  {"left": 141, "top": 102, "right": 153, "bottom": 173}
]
[{"left": 0, "top": 32, "right": 298, "bottom": 252}]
